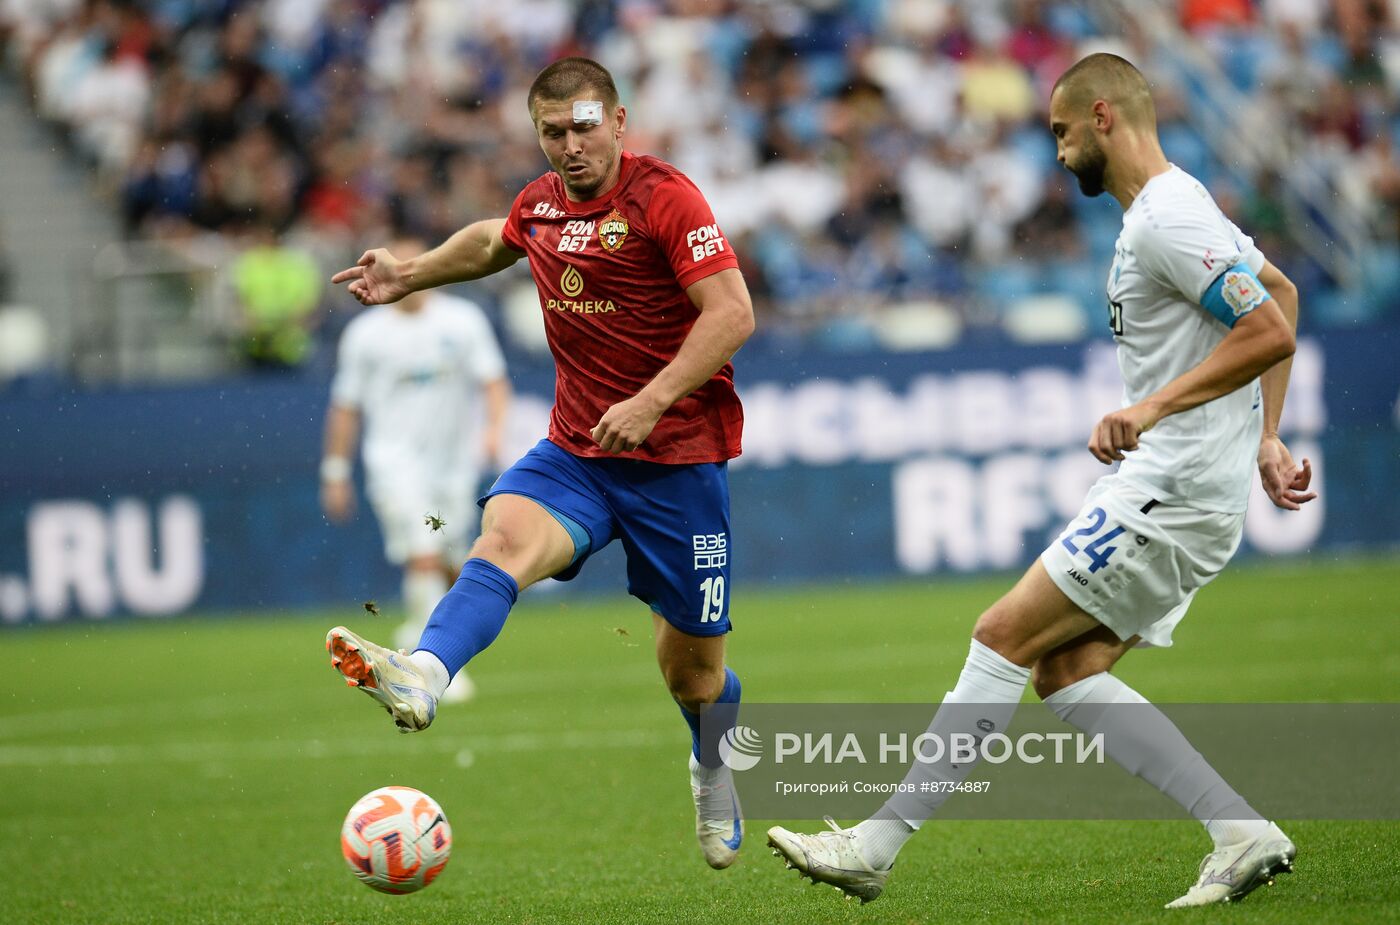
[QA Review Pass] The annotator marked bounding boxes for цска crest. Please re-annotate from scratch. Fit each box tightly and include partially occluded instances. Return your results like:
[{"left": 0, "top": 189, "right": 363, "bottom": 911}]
[{"left": 598, "top": 208, "right": 629, "bottom": 252}]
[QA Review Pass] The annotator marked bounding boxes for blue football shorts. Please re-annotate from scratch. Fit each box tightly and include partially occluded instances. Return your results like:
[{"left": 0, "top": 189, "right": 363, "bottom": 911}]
[{"left": 480, "top": 438, "right": 733, "bottom": 637}]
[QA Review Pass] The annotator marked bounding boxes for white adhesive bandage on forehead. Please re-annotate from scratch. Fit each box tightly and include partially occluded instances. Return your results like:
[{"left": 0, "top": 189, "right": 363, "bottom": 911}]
[{"left": 573, "top": 100, "right": 604, "bottom": 125}]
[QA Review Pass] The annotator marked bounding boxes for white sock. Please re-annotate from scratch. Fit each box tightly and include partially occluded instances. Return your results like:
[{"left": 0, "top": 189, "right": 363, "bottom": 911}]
[
  {"left": 875, "top": 639, "right": 1031, "bottom": 863},
  {"left": 1044, "top": 672, "right": 1267, "bottom": 848},
  {"left": 407, "top": 650, "right": 452, "bottom": 700},
  {"left": 851, "top": 816, "right": 913, "bottom": 870},
  {"left": 689, "top": 752, "right": 728, "bottom": 784},
  {"left": 397, "top": 569, "right": 448, "bottom": 651}
]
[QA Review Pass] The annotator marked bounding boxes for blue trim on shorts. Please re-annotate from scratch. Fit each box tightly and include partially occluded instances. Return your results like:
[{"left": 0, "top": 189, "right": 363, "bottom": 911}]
[
  {"left": 536, "top": 498, "right": 591, "bottom": 567},
  {"left": 483, "top": 490, "right": 591, "bottom": 569}
]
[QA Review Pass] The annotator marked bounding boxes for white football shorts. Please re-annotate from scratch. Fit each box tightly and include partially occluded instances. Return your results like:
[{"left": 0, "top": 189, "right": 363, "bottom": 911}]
[
  {"left": 367, "top": 471, "right": 479, "bottom": 566},
  {"left": 1040, "top": 474, "right": 1244, "bottom": 647}
]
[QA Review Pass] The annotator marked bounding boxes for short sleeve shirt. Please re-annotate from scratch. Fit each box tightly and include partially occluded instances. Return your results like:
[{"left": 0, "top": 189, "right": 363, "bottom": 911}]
[{"left": 501, "top": 152, "right": 743, "bottom": 464}]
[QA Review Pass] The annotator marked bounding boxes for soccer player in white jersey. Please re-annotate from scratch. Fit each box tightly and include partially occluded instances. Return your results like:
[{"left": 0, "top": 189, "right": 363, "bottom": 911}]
[
  {"left": 768, "top": 53, "right": 1317, "bottom": 909},
  {"left": 321, "top": 234, "right": 511, "bottom": 703}
]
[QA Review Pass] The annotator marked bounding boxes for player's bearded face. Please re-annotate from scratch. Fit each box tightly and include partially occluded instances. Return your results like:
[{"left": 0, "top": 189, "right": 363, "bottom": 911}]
[
  {"left": 1066, "top": 131, "right": 1108, "bottom": 198},
  {"left": 534, "top": 97, "right": 625, "bottom": 200}
]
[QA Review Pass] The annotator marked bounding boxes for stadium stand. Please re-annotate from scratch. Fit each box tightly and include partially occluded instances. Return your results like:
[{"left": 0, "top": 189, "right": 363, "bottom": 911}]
[{"left": 0, "top": 0, "right": 1396, "bottom": 379}]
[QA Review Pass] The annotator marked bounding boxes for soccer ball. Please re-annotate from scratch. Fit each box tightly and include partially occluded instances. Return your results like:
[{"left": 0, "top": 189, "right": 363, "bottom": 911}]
[{"left": 340, "top": 786, "right": 452, "bottom": 894}]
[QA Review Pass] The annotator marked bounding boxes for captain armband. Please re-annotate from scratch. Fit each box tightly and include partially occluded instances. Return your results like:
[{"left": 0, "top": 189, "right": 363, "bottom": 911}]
[{"left": 1200, "top": 263, "right": 1270, "bottom": 328}]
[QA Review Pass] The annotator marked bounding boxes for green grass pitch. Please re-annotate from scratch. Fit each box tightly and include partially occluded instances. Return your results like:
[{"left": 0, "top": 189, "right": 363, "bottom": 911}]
[{"left": 4, "top": 556, "right": 1399, "bottom": 924}]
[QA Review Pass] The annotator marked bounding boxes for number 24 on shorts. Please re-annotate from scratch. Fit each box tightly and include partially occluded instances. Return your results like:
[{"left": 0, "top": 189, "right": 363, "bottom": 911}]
[{"left": 1058, "top": 507, "right": 1125, "bottom": 574}]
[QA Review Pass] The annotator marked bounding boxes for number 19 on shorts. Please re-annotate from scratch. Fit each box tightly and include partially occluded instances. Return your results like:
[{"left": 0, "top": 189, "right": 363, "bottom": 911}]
[{"left": 699, "top": 576, "right": 726, "bottom": 623}]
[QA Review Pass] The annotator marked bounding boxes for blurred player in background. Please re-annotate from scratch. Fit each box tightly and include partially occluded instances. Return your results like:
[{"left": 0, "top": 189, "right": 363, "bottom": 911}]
[
  {"left": 321, "top": 231, "right": 510, "bottom": 704},
  {"left": 768, "top": 53, "right": 1316, "bottom": 908},
  {"left": 325, "top": 58, "right": 755, "bottom": 869}
]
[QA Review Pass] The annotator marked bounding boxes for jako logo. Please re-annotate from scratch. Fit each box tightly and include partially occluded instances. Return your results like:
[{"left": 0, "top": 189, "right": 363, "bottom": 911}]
[{"left": 719, "top": 725, "right": 763, "bottom": 771}]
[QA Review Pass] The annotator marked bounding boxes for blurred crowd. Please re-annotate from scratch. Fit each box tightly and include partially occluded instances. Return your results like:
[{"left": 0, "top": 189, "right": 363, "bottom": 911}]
[{"left": 1, "top": 0, "right": 1398, "bottom": 366}]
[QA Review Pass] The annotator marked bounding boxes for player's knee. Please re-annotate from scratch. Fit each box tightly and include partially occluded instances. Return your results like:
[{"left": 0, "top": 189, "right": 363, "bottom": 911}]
[
  {"left": 971, "top": 606, "right": 1025, "bottom": 664},
  {"left": 469, "top": 523, "right": 524, "bottom": 567},
  {"left": 664, "top": 664, "right": 724, "bottom": 713}
]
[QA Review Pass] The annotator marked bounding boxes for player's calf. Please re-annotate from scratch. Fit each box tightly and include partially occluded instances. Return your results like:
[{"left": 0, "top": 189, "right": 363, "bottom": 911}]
[
  {"left": 659, "top": 621, "right": 744, "bottom": 868},
  {"left": 1029, "top": 624, "right": 1136, "bottom": 700}
]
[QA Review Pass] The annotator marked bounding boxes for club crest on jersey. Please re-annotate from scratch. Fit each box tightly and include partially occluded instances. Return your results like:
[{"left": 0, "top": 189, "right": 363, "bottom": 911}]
[
  {"left": 560, "top": 263, "right": 584, "bottom": 297},
  {"left": 598, "top": 208, "right": 629, "bottom": 253},
  {"left": 1222, "top": 269, "right": 1266, "bottom": 317}
]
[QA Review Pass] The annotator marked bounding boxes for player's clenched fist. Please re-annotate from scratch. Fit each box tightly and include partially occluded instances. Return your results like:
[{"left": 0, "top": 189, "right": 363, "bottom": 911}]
[
  {"left": 1088, "top": 402, "right": 1159, "bottom": 464},
  {"left": 591, "top": 394, "right": 665, "bottom": 454},
  {"left": 331, "top": 249, "right": 412, "bottom": 305}
]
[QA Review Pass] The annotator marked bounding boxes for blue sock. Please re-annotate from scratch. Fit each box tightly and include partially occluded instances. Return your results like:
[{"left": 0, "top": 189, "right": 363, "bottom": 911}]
[
  {"left": 680, "top": 667, "right": 741, "bottom": 768},
  {"left": 415, "top": 559, "right": 518, "bottom": 676}
]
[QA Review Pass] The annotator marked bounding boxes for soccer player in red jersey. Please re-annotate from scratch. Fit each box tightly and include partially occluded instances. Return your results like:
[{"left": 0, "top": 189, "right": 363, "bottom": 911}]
[{"left": 326, "top": 58, "right": 755, "bottom": 869}]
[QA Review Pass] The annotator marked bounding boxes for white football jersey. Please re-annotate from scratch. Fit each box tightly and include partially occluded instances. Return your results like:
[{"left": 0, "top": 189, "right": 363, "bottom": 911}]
[
  {"left": 1106, "top": 166, "right": 1265, "bottom": 514},
  {"left": 331, "top": 293, "right": 507, "bottom": 496}
]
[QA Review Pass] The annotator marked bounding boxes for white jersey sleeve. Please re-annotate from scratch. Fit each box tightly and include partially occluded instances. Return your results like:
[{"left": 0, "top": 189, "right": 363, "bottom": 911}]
[
  {"left": 330, "top": 317, "right": 371, "bottom": 408},
  {"left": 1127, "top": 189, "right": 1264, "bottom": 309},
  {"left": 1106, "top": 166, "right": 1267, "bottom": 514},
  {"left": 458, "top": 303, "right": 507, "bottom": 384}
]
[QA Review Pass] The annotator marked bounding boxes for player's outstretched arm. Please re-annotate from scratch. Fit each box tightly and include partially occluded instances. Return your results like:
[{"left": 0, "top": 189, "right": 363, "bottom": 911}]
[
  {"left": 1254, "top": 260, "right": 1316, "bottom": 510},
  {"left": 590, "top": 267, "right": 755, "bottom": 453},
  {"left": 331, "top": 219, "right": 522, "bottom": 305},
  {"left": 1088, "top": 298, "right": 1296, "bottom": 464}
]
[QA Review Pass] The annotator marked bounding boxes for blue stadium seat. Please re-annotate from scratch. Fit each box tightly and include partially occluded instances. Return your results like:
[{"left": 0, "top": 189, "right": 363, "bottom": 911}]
[
  {"left": 1159, "top": 123, "right": 1211, "bottom": 179},
  {"left": 815, "top": 317, "right": 880, "bottom": 351},
  {"left": 1045, "top": 4, "right": 1098, "bottom": 40},
  {"left": 1309, "top": 33, "right": 1347, "bottom": 73},
  {"left": 1008, "top": 125, "right": 1057, "bottom": 179},
  {"left": 1309, "top": 287, "right": 1374, "bottom": 326},
  {"left": 1217, "top": 31, "right": 1274, "bottom": 92},
  {"left": 1048, "top": 258, "right": 1105, "bottom": 314},
  {"left": 804, "top": 53, "right": 853, "bottom": 97},
  {"left": 1082, "top": 215, "right": 1121, "bottom": 258},
  {"left": 1363, "top": 246, "right": 1400, "bottom": 319},
  {"left": 975, "top": 261, "right": 1041, "bottom": 304}
]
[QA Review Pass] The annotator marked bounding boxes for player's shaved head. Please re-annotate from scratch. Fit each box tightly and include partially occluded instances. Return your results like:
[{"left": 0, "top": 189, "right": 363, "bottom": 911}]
[
  {"left": 528, "top": 57, "right": 628, "bottom": 202},
  {"left": 1051, "top": 53, "right": 1155, "bottom": 127},
  {"left": 528, "top": 57, "right": 619, "bottom": 116}
]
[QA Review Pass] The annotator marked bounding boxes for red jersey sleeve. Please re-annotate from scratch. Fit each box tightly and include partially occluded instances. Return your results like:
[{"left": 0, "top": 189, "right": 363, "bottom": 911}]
[
  {"left": 500, "top": 188, "right": 528, "bottom": 253},
  {"left": 647, "top": 175, "right": 739, "bottom": 290}
]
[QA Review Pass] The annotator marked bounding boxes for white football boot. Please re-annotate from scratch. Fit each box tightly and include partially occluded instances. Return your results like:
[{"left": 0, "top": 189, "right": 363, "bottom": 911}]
[
  {"left": 767, "top": 817, "right": 892, "bottom": 903},
  {"left": 1166, "top": 823, "right": 1296, "bottom": 908},
  {"left": 690, "top": 754, "right": 743, "bottom": 869},
  {"left": 326, "top": 626, "right": 436, "bottom": 733}
]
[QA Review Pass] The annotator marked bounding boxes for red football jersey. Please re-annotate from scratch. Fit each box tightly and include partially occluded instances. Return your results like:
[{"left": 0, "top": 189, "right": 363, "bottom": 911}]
[{"left": 500, "top": 151, "right": 743, "bottom": 464}]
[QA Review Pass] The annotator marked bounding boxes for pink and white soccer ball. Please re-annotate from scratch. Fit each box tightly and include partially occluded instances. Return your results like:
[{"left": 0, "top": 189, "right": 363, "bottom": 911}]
[{"left": 340, "top": 786, "right": 452, "bottom": 894}]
